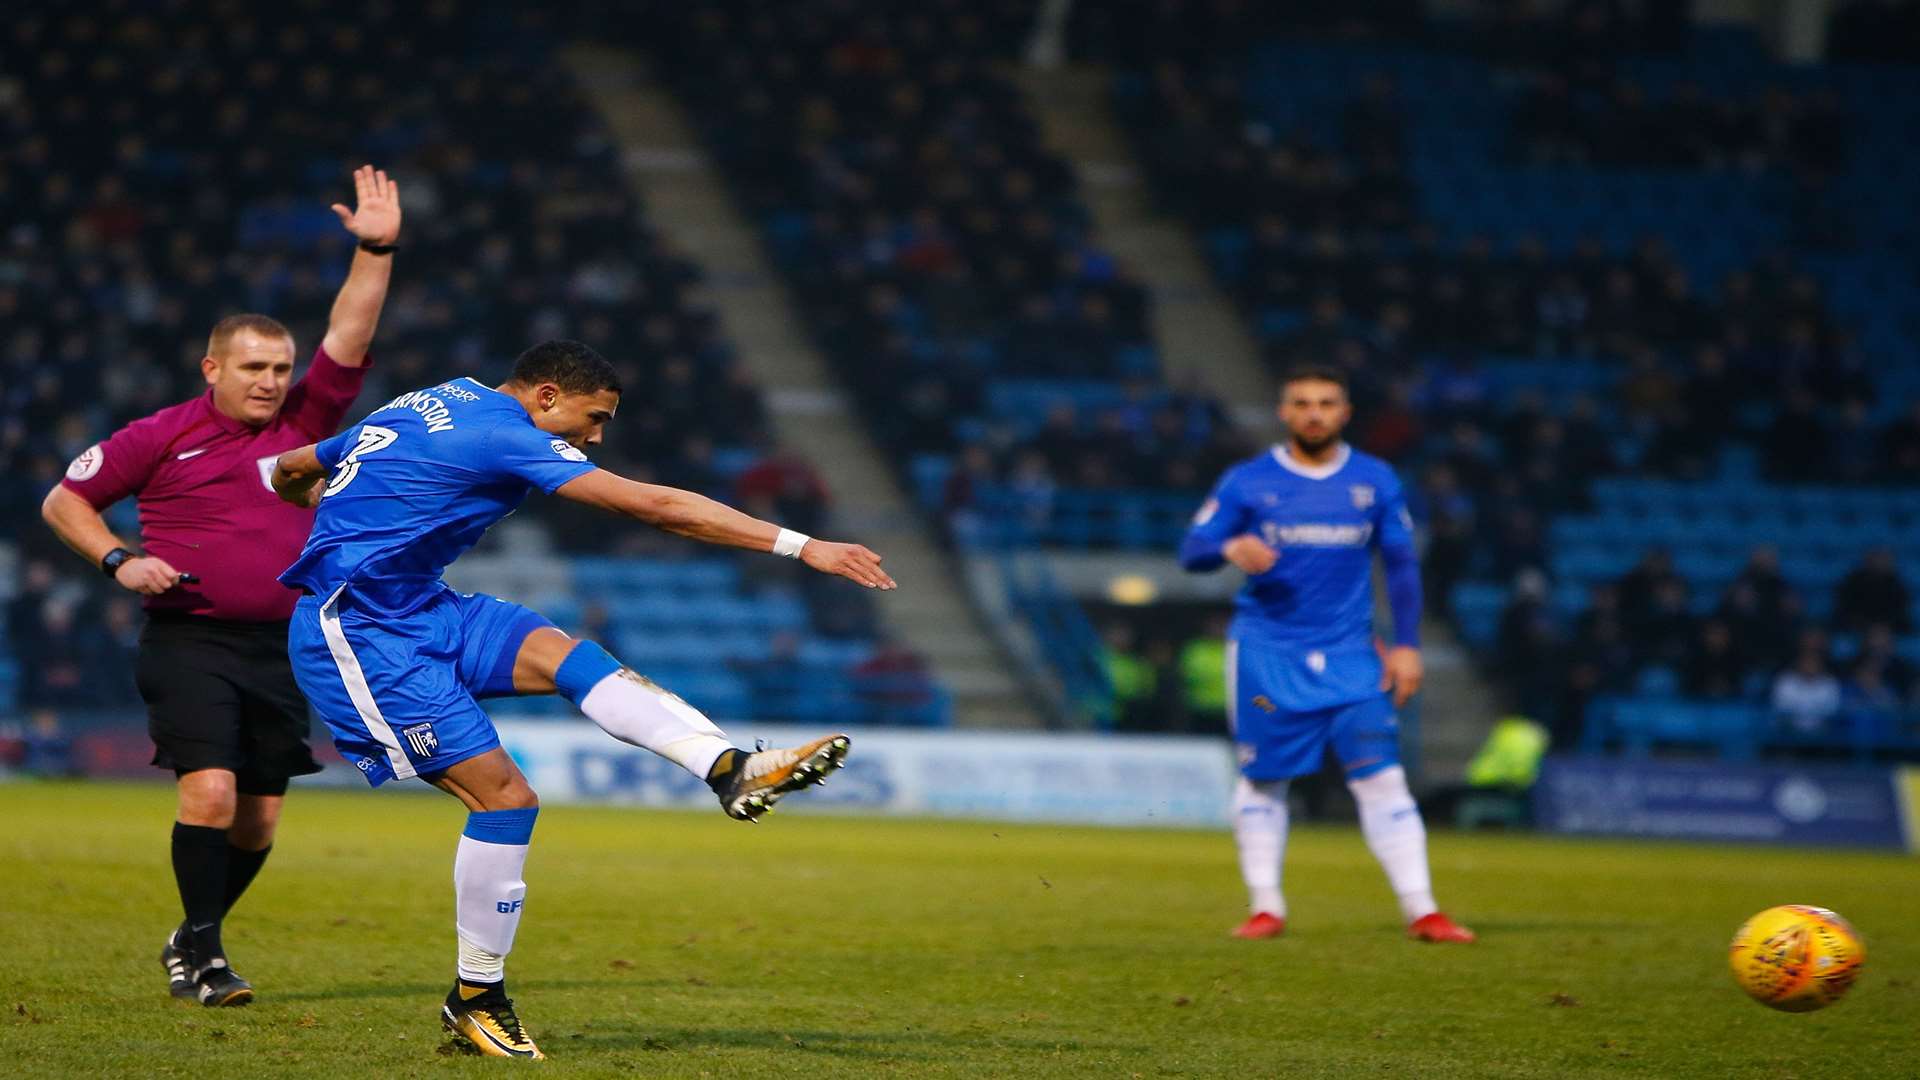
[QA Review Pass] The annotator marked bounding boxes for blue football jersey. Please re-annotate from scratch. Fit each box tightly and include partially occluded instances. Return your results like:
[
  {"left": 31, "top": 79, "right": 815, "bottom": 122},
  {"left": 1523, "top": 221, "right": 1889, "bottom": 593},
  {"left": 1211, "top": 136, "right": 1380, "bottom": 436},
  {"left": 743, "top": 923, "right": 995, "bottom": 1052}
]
[
  {"left": 279, "top": 377, "right": 597, "bottom": 614},
  {"left": 1179, "top": 443, "right": 1420, "bottom": 711}
]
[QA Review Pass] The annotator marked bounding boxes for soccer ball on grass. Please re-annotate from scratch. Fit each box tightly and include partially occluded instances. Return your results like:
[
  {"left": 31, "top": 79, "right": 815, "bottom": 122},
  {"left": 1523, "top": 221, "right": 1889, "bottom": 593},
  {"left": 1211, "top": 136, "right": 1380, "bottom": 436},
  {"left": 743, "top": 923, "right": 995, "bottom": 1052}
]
[{"left": 1728, "top": 904, "right": 1864, "bottom": 1012}]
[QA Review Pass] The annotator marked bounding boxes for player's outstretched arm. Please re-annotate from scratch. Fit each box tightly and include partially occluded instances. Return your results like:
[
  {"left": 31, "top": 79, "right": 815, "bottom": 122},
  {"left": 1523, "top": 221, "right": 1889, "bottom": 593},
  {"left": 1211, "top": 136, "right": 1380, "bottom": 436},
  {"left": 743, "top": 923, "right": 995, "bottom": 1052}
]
[
  {"left": 554, "top": 469, "right": 896, "bottom": 590},
  {"left": 272, "top": 444, "right": 328, "bottom": 508},
  {"left": 319, "top": 165, "right": 402, "bottom": 368}
]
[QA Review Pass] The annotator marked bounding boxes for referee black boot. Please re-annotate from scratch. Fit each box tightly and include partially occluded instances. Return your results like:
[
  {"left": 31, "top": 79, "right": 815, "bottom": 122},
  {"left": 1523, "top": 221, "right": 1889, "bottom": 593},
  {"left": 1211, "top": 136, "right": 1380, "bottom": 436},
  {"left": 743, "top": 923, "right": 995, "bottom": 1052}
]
[
  {"left": 159, "top": 925, "right": 197, "bottom": 1000},
  {"left": 191, "top": 957, "right": 255, "bottom": 1008}
]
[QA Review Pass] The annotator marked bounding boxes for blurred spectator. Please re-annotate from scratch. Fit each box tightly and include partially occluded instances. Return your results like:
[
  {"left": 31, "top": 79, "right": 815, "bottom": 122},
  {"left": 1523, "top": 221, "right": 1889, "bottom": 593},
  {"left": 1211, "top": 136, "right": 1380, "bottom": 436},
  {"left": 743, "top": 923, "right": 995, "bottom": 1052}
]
[
  {"left": 1771, "top": 631, "right": 1842, "bottom": 734},
  {"left": 1616, "top": 549, "right": 1682, "bottom": 628},
  {"left": 1178, "top": 615, "right": 1230, "bottom": 733},
  {"left": 1101, "top": 623, "right": 1159, "bottom": 730},
  {"left": 851, "top": 634, "right": 937, "bottom": 724},
  {"left": 1684, "top": 620, "right": 1750, "bottom": 700},
  {"left": 736, "top": 445, "right": 831, "bottom": 536},
  {"left": 1832, "top": 548, "right": 1913, "bottom": 634}
]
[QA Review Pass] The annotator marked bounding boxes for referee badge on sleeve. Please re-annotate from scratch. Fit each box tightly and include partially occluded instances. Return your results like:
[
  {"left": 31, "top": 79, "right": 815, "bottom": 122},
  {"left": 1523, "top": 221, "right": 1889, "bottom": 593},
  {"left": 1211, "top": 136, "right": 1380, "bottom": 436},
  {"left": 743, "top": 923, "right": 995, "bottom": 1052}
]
[{"left": 66, "top": 444, "right": 104, "bottom": 481}]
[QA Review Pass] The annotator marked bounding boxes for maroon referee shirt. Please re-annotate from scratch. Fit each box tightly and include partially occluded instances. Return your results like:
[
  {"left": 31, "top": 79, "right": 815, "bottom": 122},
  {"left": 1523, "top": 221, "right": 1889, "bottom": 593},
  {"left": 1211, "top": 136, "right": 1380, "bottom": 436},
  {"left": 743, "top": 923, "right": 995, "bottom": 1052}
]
[{"left": 60, "top": 346, "right": 368, "bottom": 622}]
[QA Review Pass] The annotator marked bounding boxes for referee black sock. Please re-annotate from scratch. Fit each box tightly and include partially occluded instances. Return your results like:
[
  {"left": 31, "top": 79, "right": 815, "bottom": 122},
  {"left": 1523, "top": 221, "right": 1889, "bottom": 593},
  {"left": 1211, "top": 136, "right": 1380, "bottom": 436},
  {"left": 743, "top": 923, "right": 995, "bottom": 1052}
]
[
  {"left": 171, "top": 823, "right": 231, "bottom": 966},
  {"left": 222, "top": 843, "right": 271, "bottom": 916}
]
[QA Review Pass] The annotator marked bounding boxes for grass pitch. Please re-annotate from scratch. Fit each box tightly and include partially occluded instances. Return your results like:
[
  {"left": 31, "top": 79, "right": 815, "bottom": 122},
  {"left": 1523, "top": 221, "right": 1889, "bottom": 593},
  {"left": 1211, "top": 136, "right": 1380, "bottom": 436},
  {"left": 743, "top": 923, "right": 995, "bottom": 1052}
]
[{"left": 4, "top": 780, "right": 1915, "bottom": 1078}]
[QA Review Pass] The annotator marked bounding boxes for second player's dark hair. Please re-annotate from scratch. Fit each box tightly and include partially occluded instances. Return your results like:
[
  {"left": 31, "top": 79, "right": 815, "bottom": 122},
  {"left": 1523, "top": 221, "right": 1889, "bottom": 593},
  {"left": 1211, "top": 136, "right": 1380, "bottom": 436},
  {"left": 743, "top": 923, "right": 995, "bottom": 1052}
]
[
  {"left": 509, "top": 340, "right": 622, "bottom": 396},
  {"left": 1280, "top": 364, "right": 1349, "bottom": 395}
]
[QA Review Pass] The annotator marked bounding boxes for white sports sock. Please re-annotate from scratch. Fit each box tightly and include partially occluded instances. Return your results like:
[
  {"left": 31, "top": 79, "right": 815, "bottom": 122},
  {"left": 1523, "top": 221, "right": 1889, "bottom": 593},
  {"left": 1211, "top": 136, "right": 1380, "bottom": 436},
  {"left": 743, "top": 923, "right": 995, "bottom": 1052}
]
[
  {"left": 578, "top": 671, "right": 732, "bottom": 780},
  {"left": 1231, "top": 777, "right": 1289, "bottom": 916},
  {"left": 1347, "top": 766, "right": 1438, "bottom": 922},
  {"left": 454, "top": 816, "right": 534, "bottom": 984}
]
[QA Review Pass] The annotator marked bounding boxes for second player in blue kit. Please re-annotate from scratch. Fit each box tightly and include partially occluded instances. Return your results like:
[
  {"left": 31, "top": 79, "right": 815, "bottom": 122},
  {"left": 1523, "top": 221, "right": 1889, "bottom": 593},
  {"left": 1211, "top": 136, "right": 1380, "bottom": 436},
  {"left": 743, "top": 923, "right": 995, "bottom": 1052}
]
[
  {"left": 1181, "top": 366, "right": 1473, "bottom": 945},
  {"left": 272, "top": 341, "right": 897, "bottom": 1058}
]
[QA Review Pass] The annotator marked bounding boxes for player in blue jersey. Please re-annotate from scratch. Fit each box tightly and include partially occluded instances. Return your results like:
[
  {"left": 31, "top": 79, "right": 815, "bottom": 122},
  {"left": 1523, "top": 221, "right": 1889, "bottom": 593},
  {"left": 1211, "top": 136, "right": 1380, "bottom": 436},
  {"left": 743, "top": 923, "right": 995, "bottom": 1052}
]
[
  {"left": 270, "top": 341, "right": 895, "bottom": 1058},
  {"left": 1180, "top": 365, "right": 1473, "bottom": 945}
]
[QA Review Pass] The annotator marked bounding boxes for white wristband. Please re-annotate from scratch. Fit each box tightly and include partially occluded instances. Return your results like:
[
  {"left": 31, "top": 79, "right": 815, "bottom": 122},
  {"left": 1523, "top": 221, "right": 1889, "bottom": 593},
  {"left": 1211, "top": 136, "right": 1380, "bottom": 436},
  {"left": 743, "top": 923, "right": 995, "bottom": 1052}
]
[{"left": 773, "top": 528, "right": 811, "bottom": 558}]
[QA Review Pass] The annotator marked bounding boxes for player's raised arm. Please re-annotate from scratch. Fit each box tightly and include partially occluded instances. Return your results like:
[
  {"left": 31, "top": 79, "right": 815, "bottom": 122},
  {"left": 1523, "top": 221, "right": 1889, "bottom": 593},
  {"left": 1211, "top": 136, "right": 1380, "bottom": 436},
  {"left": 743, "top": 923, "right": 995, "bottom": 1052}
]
[
  {"left": 272, "top": 443, "right": 329, "bottom": 508},
  {"left": 319, "top": 165, "right": 402, "bottom": 368},
  {"left": 554, "top": 469, "right": 896, "bottom": 590}
]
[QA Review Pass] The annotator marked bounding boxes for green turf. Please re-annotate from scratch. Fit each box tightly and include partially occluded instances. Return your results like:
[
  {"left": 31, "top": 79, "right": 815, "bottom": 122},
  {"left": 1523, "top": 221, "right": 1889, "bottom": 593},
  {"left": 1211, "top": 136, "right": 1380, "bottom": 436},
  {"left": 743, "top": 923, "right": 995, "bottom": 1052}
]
[{"left": 4, "top": 780, "right": 1915, "bottom": 1078}]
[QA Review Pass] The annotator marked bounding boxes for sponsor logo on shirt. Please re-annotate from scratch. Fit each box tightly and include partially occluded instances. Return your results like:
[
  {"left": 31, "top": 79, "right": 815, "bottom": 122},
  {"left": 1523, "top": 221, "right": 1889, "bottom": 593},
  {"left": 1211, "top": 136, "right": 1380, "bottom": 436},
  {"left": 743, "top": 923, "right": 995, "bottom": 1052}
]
[
  {"left": 549, "top": 439, "right": 589, "bottom": 463},
  {"left": 1261, "top": 522, "right": 1373, "bottom": 547},
  {"left": 436, "top": 381, "right": 481, "bottom": 402},
  {"left": 66, "top": 444, "right": 104, "bottom": 481}
]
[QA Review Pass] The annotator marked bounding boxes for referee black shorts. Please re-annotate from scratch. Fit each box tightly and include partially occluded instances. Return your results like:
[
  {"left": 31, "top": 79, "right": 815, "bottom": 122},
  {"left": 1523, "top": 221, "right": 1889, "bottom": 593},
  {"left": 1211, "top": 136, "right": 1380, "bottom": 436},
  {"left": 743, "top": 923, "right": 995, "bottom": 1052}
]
[{"left": 135, "top": 613, "right": 322, "bottom": 796}]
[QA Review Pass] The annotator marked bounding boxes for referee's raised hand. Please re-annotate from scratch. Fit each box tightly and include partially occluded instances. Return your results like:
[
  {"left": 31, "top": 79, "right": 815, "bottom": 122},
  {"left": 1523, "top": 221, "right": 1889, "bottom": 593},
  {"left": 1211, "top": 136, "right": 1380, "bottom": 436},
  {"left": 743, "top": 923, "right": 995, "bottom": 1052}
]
[
  {"left": 329, "top": 164, "right": 402, "bottom": 246},
  {"left": 115, "top": 554, "right": 187, "bottom": 596}
]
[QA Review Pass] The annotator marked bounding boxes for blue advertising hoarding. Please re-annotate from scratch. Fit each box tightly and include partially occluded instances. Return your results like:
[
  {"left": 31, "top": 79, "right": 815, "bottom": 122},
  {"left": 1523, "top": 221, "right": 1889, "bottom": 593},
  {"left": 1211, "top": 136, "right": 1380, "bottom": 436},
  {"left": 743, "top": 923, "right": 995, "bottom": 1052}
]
[{"left": 1534, "top": 756, "right": 1912, "bottom": 850}]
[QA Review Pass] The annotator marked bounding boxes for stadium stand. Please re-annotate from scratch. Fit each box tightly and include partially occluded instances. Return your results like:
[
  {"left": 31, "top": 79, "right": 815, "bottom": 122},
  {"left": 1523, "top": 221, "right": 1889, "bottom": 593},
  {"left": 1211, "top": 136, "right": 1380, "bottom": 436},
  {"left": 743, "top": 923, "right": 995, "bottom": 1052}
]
[
  {"left": 640, "top": 0, "right": 1255, "bottom": 557},
  {"left": 1070, "top": 1, "right": 1920, "bottom": 755},
  {"left": 0, "top": 1, "right": 947, "bottom": 745}
]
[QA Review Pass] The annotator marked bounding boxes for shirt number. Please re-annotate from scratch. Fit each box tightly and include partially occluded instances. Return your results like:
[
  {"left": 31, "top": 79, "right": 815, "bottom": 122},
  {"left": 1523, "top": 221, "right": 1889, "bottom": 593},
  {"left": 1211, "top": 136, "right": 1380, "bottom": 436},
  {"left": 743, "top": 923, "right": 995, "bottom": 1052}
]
[{"left": 323, "top": 425, "right": 398, "bottom": 497}]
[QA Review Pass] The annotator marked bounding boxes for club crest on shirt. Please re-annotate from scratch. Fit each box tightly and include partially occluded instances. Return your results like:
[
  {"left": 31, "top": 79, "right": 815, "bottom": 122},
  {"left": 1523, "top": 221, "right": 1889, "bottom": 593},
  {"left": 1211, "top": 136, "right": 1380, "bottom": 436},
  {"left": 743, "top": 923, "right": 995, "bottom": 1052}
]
[
  {"left": 1350, "top": 484, "right": 1375, "bottom": 509},
  {"left": 549, "top": 439, "right": 588, "bottom": 463},
  {"left": 66, "top": 444, "right": 104, "bottom": 481},
  {"left": 256, "top": 455, "right": 280, "bottom": 492}
]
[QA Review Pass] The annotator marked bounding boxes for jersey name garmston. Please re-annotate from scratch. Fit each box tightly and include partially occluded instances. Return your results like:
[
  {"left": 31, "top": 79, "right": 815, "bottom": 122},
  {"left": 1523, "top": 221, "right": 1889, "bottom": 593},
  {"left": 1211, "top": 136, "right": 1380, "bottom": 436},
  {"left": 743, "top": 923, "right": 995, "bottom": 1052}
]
[{"left": 278, "top": 378, "right": 597, "bottom": 615}]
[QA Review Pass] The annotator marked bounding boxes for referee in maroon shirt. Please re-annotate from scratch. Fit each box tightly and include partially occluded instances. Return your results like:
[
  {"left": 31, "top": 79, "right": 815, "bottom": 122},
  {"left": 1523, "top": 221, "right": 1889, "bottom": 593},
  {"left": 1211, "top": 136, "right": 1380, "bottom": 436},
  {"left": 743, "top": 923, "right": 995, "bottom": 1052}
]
[{"left": 40, "top": 166, "right": 401, "bottom": 1007}]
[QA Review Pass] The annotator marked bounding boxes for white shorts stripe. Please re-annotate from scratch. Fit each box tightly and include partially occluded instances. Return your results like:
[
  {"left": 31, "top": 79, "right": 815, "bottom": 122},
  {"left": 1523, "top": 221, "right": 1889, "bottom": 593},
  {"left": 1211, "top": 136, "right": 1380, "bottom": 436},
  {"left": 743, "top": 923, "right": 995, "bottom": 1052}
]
[{"left": 318, "top": 586, "right": 417, "bottom": 781}]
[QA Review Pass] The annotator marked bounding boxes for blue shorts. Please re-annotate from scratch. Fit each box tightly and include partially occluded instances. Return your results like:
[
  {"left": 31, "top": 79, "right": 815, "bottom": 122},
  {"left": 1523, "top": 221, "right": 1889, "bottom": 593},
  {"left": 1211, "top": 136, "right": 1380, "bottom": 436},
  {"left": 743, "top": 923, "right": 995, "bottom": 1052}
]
[
  {"left": 1229, "top": 643, "right": 1401, "bottom": 782},
  {"left": 289, "top": 587, "right": 553, "bottom": 787}
]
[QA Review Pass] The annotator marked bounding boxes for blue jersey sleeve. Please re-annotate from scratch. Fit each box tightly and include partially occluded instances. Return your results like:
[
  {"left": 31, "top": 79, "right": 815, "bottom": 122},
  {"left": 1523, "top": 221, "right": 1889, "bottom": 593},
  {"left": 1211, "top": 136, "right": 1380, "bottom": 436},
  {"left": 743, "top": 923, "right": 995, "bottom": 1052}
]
[
  {"left": 315, "top": 424, "right": 357, "bottom": 470},
  {"left": 1374, "top": 471, "right": 1422, "bottom": 647},
  {"left": 485, "top": 420, "right": 600, "bottom": 494},
  {"left": 1179, "top": 468, "right": 1253, "bottom": 571}
]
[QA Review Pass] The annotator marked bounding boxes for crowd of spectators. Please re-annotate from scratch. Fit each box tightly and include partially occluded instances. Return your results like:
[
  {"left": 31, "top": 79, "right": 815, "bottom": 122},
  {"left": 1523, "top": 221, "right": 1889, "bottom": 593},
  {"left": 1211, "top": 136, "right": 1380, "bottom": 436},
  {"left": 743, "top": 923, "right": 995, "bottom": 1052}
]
[
  {"left": 1512, "top": 77, "right": 1849, "bottom": 175},
  {"left": 0, "top": 2, "right": 783, "bottom": 553},
  {"left": 1091, "top": 2, "right": 1920, "bottom": 744},
  {"left": 644, "top": 0, "right": 1250, "bottom": 513},
  {"left": 1496, "top": 546, "right": 1920, "bottom": 746},
  {"left": 0, "top": 2, "right": 886, "bottom": 726}
]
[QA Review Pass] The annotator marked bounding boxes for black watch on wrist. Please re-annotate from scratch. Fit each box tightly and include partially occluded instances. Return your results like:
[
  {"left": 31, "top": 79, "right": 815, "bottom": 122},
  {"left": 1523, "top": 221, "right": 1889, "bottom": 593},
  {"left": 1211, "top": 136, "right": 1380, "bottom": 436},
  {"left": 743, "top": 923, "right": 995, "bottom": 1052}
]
[
  {"left": 357, "top": 239, "right": 399, "bottom": 255},
  {"left": 101, "top": 547, "right": 137, "bottom": 578}
]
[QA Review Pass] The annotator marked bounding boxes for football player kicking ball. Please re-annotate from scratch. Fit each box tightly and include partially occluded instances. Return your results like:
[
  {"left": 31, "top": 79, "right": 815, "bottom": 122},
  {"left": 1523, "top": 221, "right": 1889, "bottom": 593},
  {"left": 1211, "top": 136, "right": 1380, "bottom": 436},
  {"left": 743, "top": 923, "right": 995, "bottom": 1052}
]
[
  {"left": 1180, "top": 365, "right": 1472, "bottom": 945},
  {"left": 272, "top": 341, "right": 895, "bottom": 1058}
]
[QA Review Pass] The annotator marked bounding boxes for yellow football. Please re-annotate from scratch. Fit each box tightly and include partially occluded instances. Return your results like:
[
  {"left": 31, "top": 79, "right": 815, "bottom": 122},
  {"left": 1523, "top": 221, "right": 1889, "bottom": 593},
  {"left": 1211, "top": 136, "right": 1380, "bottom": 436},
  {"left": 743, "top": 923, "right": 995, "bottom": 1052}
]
[{"left": 1728, "top": 905, "right": 1865, "bottom": 1012}]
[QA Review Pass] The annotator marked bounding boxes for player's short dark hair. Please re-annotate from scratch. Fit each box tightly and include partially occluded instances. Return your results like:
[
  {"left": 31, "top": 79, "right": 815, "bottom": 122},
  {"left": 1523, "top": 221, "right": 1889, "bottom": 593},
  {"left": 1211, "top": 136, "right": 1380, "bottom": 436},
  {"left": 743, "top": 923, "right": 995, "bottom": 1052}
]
[
  {"left": 1279, "top": 364, "right": 1349, "bottom": 396},
  {"left": 509, "top": 340, "right": 622, "bottom": 396},
  {"left": 207, "top": 313, "right": 293, "bottom": 358}
]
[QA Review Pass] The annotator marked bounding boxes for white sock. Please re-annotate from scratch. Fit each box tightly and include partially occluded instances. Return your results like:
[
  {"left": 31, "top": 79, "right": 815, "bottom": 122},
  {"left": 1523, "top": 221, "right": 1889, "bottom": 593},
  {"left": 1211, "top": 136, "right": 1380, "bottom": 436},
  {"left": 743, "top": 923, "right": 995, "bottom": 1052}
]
[
  {"left": 454, "top": 813, "right": 535, "bottom": 984},
  {"left": 578, "top": 671, "right": 732, "bottom": 780},
  {"left": 1348, "top": 766, "right": 1438, "bottom": 922},
  {"left": 1231, "top": 777, "right": 1289, "bottom": 916}
]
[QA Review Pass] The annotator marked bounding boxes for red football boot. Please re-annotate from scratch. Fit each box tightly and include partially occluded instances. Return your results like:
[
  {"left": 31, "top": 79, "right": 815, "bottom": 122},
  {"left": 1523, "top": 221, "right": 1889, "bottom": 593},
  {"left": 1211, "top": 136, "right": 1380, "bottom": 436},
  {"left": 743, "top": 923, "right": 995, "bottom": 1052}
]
[
  {"left": 1231, "top": 912, "right": 1287, "bottom": 939},
  {"left": 1407, "top": 912, "right": 1475, "bottom": 943}
]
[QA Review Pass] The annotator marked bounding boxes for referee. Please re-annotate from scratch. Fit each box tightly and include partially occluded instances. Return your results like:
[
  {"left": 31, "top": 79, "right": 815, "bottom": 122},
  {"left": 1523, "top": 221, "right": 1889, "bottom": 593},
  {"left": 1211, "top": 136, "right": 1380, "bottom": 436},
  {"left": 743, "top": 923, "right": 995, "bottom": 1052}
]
[{"left": 39, "top": 166, "right": 401, "bottom": 1007}]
